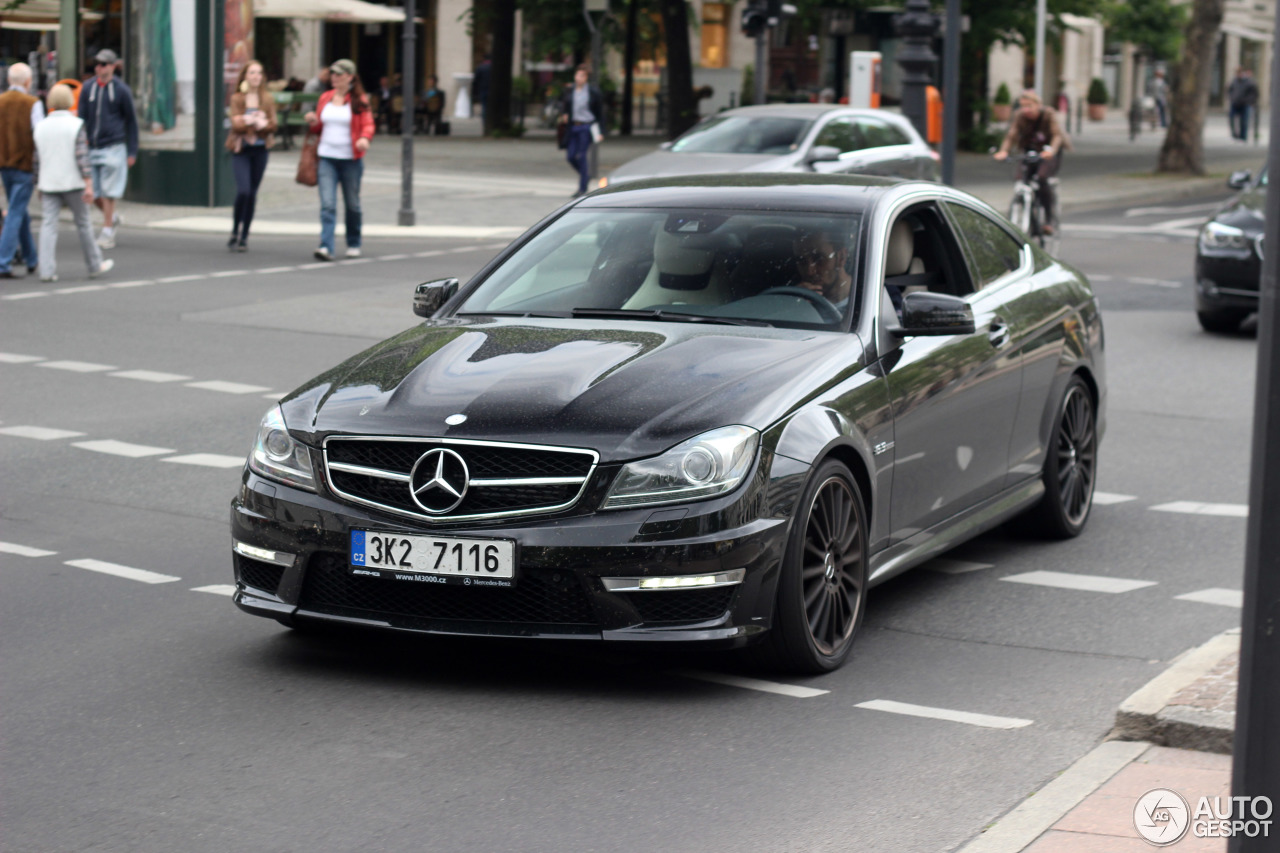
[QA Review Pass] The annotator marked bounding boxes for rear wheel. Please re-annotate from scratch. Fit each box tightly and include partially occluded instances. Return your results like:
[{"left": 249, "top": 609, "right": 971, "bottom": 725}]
[
  {"left": 1197, "top": 307, "right": 1250, "bottom": 333},
  {"left": 761, "top": 460, "right": 868, "bottom": 674},
  {"left": 1028, "top": 376, "right": 1097, "bottom": 538}
]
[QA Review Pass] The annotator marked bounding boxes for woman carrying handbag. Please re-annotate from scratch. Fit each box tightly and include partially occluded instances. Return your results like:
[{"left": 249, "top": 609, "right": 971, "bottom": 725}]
[
  {"left": 303, "top": 58, "right": 374, "bottom": 261},
  {"left": 226, "top": 60, "right": 278, "bottom": 252}
]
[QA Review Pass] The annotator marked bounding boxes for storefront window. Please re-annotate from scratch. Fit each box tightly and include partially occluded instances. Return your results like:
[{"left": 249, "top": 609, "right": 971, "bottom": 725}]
[{"left": 700, "top": 2, "right": 727, "bottom": 69}]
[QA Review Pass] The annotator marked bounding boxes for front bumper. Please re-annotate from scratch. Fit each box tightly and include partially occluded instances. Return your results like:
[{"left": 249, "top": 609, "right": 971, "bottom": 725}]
[
  {"left": 230, "top": 467, "right": 790, "bottom": 646},
  {"left": 1196, "top": 249, "right": 1260, "bottom": 311}
]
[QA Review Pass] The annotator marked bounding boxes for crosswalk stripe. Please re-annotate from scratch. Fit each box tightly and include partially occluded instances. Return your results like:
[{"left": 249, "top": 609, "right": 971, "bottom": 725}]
[
  {"left": 1151, "top": 501, "right": 1248, "bottom": 517},
  {"left": 0, "top": 542, "right": 57, "bottom": 558},
  {"left": 855, "top": 699, "right": 1033, "bottom": 729},
  {"left": 36, "top": 360, "right": 116, "bottom": 373},
  {"left": 0, "top": 425, "right": 86, "bottom": 440},
  {"left": 161, "top": 453, "right": 245, "bottom": 469},
  {"left": 184, "top": 380, "right": 273, "bottom": 394},
  {"left": 65, "top": 558, "right": 179, "bottom": 584},
  {"left": 1000, "top": 570, "right": 1157, "bottom": 594},
  {"left": 1175, "top": 588, "right": 1243, "bottom": 608},
  {"left": 676, "top": 670, "right": 830, "bottom": 698},
  {"left": 1093, "top": 492, "right": 1137, "bottom": 505},
  {"left": 73, "top": 439, "right": 176, "bottom": 458},
  {"left": 109, "top": 369, "right": 193, "bottom": 383},
  {"left": 192, "top": 584, "right": 236, "bottom": 596},
  {"left": 0, "top": 352, "right": 45, "bottom": 363}
]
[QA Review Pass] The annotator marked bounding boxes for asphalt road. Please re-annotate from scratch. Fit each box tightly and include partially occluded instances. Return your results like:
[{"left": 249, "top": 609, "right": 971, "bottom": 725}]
[{"left": 0, "top": 191, "right": 1252, "bottom": 852}]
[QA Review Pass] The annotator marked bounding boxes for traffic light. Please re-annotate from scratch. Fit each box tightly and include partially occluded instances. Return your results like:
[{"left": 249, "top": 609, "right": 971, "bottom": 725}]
[{"left": 742, "top": 2, "right": 767, "bottom": 37}]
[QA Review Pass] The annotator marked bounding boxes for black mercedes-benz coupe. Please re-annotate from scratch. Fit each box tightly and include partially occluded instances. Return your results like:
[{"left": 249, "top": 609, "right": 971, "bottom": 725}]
[
  {"left": 230, "top": 174, "right": 1105, "bottom": 673},
  {"left": 1195, "top": 165, "right": 1265, "bottom": 333}
]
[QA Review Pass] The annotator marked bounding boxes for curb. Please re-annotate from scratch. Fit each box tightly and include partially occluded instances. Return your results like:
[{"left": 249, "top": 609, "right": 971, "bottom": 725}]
[{"left": 1110, "top": 628, "right": 1240, "bottom": 753}]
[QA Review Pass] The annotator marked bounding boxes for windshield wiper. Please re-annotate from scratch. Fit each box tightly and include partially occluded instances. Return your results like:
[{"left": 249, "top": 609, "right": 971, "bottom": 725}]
[
  {"left": 455, "top": 310, "right": 571, "bottom": 318},
  {"left": 570, "top": 308, "right": 771, "bottom": 327}
]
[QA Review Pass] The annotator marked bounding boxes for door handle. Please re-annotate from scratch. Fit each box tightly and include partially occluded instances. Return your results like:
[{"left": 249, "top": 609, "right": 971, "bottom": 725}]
[{"left": 988, "top": 317, "right": 1011, "bottom": 348}]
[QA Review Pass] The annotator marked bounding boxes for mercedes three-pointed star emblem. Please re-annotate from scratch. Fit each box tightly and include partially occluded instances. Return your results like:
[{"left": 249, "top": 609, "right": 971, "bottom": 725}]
[{"left": 408, "top": 448, "right": 470, "bottom": 514}]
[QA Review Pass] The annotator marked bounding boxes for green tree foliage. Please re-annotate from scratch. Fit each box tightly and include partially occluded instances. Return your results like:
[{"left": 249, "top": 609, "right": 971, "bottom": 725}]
[{"left": 1104, "top": 0, "right": 1187, "bottom": 60}]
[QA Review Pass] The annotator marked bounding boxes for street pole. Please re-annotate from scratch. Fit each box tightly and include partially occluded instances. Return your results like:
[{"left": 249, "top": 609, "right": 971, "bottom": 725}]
[
  {"left": 584, "top": 0, "right": 605, "bottom": 189},
  {"left": 894, "top": 0, "right": 939, "bottom": 141},
  {"left": 755, "top": 31, "right": 767, "bottom": 105},
  {"left": 398, "top": 0, "right": 416, "bottom": 226},
  {"left": 1033, "top": 0, "right": 1046, "bottom": 98},
  {"left": 57, "top": 0, "right": 78, "bottom": 80},
  {"left": 1228, "top": 4, "right": 1280, "bottom": 843},
  {"left": 941, "top": 0, "right": 960, "bottom": 185}
]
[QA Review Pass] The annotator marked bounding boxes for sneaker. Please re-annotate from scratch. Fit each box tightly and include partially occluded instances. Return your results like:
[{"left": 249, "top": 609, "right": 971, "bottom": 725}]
[
  {"left": 40, "top": 274, "right": 57, "bottom": 283},
  {"left": 236, "top": 238, "right": 248, "bottom": 253},
  {"left": 314, "top": 246, "right": 333, "bottom": 261},
  {"left": 345, "top": 247, "right": 361, "bottom": 259},
  {"left": 89, "top": 258, "right": 114, "bottom": 279},
  {"left": 227, "top": 234, "right": 239, "bottom": 252},
  {"left": 97, "top": 230, "right": 115, "bottom": 249}
]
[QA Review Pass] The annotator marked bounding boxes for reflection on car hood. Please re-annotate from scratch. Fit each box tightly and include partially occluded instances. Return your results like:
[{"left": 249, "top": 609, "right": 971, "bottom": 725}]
[
  {"left": 607, "top": 150, "right": 794, "bottom": 183},
  {"left": 281, "top": 318, "right": 860, "bottom": 461},
  {"left": 1213, "top": 186, "right": 1265, "bottom": 234}
]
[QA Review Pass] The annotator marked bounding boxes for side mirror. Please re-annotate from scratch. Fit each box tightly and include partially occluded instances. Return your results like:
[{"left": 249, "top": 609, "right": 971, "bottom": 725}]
[
  {"left": 413, "top": 278, "right": 459, "bottom": 317},
  {"left": 890, "top": 291, "right": 976, "bottom": 336},
  {"left": 805, "top": 145, "right": 841, "bottom": 167},
  {"left": 1227, "top": 170, "right": 1252, "bottom": 190}
]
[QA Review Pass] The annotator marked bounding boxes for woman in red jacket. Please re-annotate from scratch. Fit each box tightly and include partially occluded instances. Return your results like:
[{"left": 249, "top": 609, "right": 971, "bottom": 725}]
[{"left": 304, "top": 58, "right": 374, "bottom": 261}]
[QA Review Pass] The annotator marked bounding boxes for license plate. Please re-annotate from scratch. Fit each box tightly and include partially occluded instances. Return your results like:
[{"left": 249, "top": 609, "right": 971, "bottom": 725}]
[{"left": 350, "top": 530, "right": 516, "bottom": 587}]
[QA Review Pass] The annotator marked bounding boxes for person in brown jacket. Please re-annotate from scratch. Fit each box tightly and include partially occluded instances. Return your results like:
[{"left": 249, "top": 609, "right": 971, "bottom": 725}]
[
  {"left": 994, "top": 90, "right": 1069, "bottom": 234},
  {"left": 0, "top": 62, "right": 45, "bottom": 277},
  {"left": 225, "top": 60, "right": 278, "bottom": 251}
]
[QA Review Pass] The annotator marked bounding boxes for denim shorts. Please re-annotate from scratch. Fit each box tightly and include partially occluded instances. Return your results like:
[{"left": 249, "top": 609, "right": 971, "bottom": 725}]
[{"left": 89, "top": 143, "right": 129, "bottom": 199}]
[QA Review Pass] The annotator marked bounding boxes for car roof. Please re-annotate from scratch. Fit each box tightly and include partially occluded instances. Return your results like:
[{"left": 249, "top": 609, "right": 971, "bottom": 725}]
[
  {"left": 576, "top": 173, "right": 917, "bottom": 214},
  {"left": 712, "top": 104, "right": 904, "bottom": 122}
]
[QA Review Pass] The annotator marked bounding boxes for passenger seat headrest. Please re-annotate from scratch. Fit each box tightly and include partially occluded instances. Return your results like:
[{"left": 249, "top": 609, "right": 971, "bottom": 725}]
[
  {"left": 886, "top": 219, "right": 915, "bottom": 277},
  {"left": 654, "top": 229, "right": 715, "bottom": 290}
]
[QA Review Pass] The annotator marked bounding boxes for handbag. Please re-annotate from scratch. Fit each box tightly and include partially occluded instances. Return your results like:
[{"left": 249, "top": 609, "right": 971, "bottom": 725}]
[{"left": 296, "top": 130, "right": 319, "bottom": 187}]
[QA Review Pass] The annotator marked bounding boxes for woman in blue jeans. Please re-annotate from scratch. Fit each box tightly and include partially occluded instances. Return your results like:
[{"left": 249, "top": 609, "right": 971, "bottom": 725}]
[
  {"left": 304, "top": 58, "right": 374, "bottom": 260},
  {"left": 225, "top": 60, "right": 277, "bottom": 251}
]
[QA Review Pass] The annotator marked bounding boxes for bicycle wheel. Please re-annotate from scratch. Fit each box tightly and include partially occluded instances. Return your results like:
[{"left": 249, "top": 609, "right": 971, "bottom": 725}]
[{"left": 1008, "top": 192, "right": 1031, "bottom": 234}]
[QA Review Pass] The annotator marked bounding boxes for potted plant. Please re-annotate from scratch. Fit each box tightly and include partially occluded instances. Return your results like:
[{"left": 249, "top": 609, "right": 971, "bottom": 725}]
[
  {"left": 991, "top": 82, "right": 1012, "bottom": 121},
  {"left": 1087, "top": 78, "right": 1109, "bottom": 121}
]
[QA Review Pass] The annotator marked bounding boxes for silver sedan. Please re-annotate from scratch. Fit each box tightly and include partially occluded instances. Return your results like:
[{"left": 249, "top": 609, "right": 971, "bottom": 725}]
[{"left": 602, "top": 104, "right": 940, "bottom": 189}]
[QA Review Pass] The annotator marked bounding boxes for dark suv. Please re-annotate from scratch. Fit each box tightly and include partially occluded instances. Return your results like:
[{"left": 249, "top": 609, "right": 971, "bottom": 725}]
[{"left": 1195, "top": 166, "right": 1265, "bottom": 333}]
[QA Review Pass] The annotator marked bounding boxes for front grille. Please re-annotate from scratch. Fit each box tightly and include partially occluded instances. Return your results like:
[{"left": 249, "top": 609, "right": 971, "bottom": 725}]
[
  {"left": 324, "top": 437, "right": 598, "bottom": 522},
  {"left": 236, "top": 553, "right": 285, "bottom": 594},
  {"left": 300, "top": 552, "right": 598, "bottom": 626},
  {"left": 626, "top": 587, "right": 736, "bottom": 624}
]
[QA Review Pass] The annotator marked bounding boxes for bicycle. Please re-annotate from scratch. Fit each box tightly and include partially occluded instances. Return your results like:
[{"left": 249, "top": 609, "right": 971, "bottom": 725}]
[{"left": 1005, "top": 149, "right": 1060, "bottom": 254}]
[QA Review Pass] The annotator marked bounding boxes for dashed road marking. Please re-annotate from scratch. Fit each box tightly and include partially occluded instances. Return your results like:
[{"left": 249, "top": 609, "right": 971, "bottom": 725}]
[
  {"left": 0, "top": 542, "right": 57, "bottom": 557},
  {"left": 1151, "top": 501, "right": 1248, "bottom": 518},
  {"left": 1000, "top": 570, "right": 1157, "bottom": 594},
  {"left": 855, "top": 699, "right": 1033, "bottom": 729},
  {"left": 156, "top": 274, "right": 206, "bottom": 283},
  {"left": 106, "top": 279, "right": 157, "bottom": 289},
  {"left": 184, "top": 379, "right": 273, "bottom": 395},
  {"left": 1175, "top": 588, "right": 1243, "bottom": 608},
  {"left": 65, "top": 558, "right": 179, "bottom": 584},
  {"left": 0, "top": 425, "right": 87, "bottom": 440},
  {"left": 3, "top": 291, "right": 46, "bottom": 300},
  {"left": 928, "top": 558, "right": 994, "bottom": 574},
  {"left": 1093, "top": 492, "right": 1138, "bottom": 505},
  {"left": 161, "top": 453, "right": 245, "bottom": 469},
  {"left": 54, "top": 284, "right": 107, "bottom": 295},
  {"left": 73, "top": 439, "right": 176, "bottom": 458},
  {"left": 0, "top": 352, "right": 44, "bottom": 363},
  {"left": 110, "top": 369, "right": 193, "bottom": 383},
  {"left": 37, "top": 360, "right": 116, "bottom": 373},
  {"left": 192, "top": 584, "right": 236, "bottom": 596},
  {"left": 676, "top": 670, "right": 830, "bottom": 698}
]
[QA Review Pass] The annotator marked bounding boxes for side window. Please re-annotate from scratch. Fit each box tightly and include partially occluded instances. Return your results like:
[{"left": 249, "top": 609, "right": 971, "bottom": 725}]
[
  {"left": 857, "top": 117, "right": 910, "bottom": 148},
  {"left": 945, "top": 203, "right": 1024, "bottom": 289},
  {"left": 813, "top": 117, "right": 860, "bottom": 154}
]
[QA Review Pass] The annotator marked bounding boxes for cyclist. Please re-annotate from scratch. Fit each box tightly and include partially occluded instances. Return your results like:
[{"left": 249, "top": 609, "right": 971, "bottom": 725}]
[{"left": 993, "top": 89, "right": 1069, "bottom": 235}]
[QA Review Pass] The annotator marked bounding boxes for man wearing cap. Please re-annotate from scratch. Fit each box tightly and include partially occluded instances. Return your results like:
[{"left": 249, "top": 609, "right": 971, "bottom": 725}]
[
  {"left": 77, "top": 49, "right": 138, "bottom": 250},
  {"left": 0, "top": 62, "right": 45, "bottom": 278}
]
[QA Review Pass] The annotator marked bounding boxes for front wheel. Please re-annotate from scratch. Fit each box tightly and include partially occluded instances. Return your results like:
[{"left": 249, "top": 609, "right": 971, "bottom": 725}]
[
  {"left": 1197, "top": 307, "right": 1250, "bottom": 334},
  {"left": 1027, "top": 376, "right": 1097, "bottom": 538},
  {"left": 1008, "top": 192, "right": 1031, "bottom": 235},
  {"left": 760, "top": 460, "right": 868, "bottom": 674}
]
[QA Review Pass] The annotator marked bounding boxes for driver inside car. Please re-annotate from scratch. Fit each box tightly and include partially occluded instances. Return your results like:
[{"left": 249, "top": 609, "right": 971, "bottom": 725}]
[{"left": 794, "top": 228, "right": 853, "bottom": 306}]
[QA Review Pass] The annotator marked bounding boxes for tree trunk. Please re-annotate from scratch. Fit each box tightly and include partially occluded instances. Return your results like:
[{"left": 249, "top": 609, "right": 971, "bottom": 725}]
[
  {"left": 487, "top": 0, "right": 516, "bottom": 136},
  {"left": 661, "top": 0, "right": 697, "bottom": 138},
  {"left": 621, "top": 0, "right": 638, "bottom": 136},
  {"left": 1157, "top": 0, "right": 1225, "bottom": 174}
]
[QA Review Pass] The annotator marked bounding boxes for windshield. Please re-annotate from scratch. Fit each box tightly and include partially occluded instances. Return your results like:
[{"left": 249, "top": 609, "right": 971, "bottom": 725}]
[
  {"left": 456, "top": 208, "right": 863, "bottom": 330},
  {"left": 670, "top": 116, "right": 814, "bottom": 155}
]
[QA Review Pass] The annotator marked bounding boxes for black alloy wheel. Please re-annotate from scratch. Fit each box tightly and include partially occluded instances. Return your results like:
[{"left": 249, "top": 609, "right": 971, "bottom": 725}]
[
  {"left": 1030, "top": 376, "right": 1097, "bottom": 538},
  {"left": 1196, "top": 307, "right": 1250, "bottom": 334},
  {"left": 762, "top": 460, "right": 868, "bottom": 674}
]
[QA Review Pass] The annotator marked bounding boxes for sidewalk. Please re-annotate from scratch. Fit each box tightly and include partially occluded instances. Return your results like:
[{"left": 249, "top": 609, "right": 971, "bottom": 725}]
[{"left": 959, "top": 631, "right": 1241, "bottom": 852}]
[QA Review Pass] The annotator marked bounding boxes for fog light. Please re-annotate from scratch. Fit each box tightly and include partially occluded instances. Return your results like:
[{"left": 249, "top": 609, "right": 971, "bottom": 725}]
[
  {"left": 602, "top": 568, "right": 746, "bottom": 592},
  {"left": 233, "top": 540, "right": 296, "bottom": 567},
  {"left": 1198, "top": 278, "right": 1219, "bottom": 296}
]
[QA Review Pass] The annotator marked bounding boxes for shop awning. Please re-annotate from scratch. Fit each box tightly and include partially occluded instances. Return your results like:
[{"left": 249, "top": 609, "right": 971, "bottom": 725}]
[
  {"left": 0, "top": 0, "right": 104, "bottom": 27},
  {"left": 254, "top": 0, "right": 405, "bottom": 23},
  {"left": 1220, "top": 22, "right": 1273, "bottom": 44}
]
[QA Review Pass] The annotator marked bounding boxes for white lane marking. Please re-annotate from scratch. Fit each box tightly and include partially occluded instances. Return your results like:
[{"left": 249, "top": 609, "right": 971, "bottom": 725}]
[
  {"left": 339, "top": 258, "right": 374, "bottom": 265},
  {"left": 1, "top": 291, "right": 48, "bottom": 300},
  {"left": 1125, "top": 201, "right": 1222, "bottom": 217},
  {"left": 297, "top": 262, "right": 330, "bottom": 270},
  {"left": 54, "top": 284, "right": 107, "bottom": 295},
  {"left": 0, "top": 425, "right": 86, "bottom": 440},
  {"left": 1093, "top": 491, "right": 1137, "bottom": 505},
  {"left": 65, "top": 558, "right": 179, "bottom": 585},
  {"left": 184, "top": 380, "right": 273, "bottom": 394},
  {"left": 1000, "top": 570, "right": 1157, "bottom": 594},
  {"left": 0, "top": 542, "right": 57, "bottom": 557},
  {"left": 210, "top": 269, "right": 249, "bottom": 278},
  {"left": 380, "top": 253, "right": 411, "bottom": 261},
  {"left": 261, "top": 392, "right": 281, "bottom": 399},
  {"left": 157, "top": 274, "right": 205, "bottom": 283},
  {"left": 192, "top": 584, "right": 236, "bottom": 596},
  {"left": 676, "top": 670, "right": 830, "bottom": 698},
  {"left": 73, "top": 439, "right": 176, "bottom": 458},
  {"left": 107, "top": 279, "right": 158, "bottom": 288},
  {"left": 415, "top": 250, "right": 447, "bottom": 257},
  {"left": 36, "top": 360, "right": 116, "bottom": 373},
  {"left": 255, "top": 266, "right": 295, "bottom": 274},
  {"left": 0, "top": 352, "right": 45, "bottom": 363},
  {"left": 928, "top": 558, "right": 994, "bottom": 575},
  {"left": 856, "top": 699, "right": 1033, "bottom": 729},
  {"left": 161, "top": 453, "right": 245, "bottom": 469},
  {"left": 109, "top": 369, "right": 193, "bottom": 383},
  {"left": 1151, "top": 501, "right": 1248, "bottom": 517},
  {"left": 1175, "top": 588, "right": 1244, "bottom": 608}
]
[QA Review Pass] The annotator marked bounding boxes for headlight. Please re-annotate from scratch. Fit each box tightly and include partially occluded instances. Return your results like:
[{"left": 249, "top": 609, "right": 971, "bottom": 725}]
[
  {"left": 248, "top": 406, "right": 316, "bottom": 492},
  {"left": 1200, "top": 221, "right": 1250, "bottom": 251},
  {"left": 601, "top": 425, "right": 758, "bottom": 509}
]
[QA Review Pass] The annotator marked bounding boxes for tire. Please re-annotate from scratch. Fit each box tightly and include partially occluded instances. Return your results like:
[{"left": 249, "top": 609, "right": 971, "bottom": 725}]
[
  {"left": 1008, "top": 194, "right": 1030, "bottom": 234},
  {"left": 760, "top": 460, "right": 868, "bottom": 674},
  {"left": 1197, "top": 307, "right": 1249, "bottom": 334},
  {"left": 1028, "top": 376, "right": 1097, "bottom": 539}
]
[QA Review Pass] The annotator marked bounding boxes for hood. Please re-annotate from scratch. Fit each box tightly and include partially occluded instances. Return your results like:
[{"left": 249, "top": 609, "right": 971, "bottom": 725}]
[
  {"left": 1212, "top": 185, "right": 1265, "bottom": 234},
  {"left": 607, "top": 150, "right": 795, "bottom": 184},
  {"left": 281, "top": 318, "right": 862, "bottom": 462}
]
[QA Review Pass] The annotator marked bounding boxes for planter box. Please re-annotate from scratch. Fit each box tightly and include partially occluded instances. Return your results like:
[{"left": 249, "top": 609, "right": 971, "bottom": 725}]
[
  {"left": 1088, "top": 103, "right": 1106, "bottom": 122},
  {"left": 991, "top": 103, "right": 1011, "bottom": 122}
]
